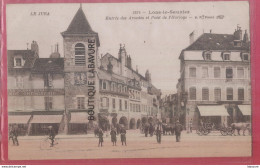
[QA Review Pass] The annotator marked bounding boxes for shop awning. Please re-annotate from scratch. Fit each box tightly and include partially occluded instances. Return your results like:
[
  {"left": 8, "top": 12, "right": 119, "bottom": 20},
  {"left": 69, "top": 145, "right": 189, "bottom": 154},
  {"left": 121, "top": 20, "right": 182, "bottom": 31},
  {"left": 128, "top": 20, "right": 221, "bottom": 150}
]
[
  {"left": 31, "top": 115, "right": 63, "bottom": 123},
  {"left": 8, "top": 115, "right": 31, "bottom": 124},
  {"left": 238, "top": 105, "right": 251, "bottom": 116},
  {"left": 70, "top": 112, "right": 89, "bottom": 124},
  {"left": 198, "top": 105, "right": 229, "bottom": 116}
]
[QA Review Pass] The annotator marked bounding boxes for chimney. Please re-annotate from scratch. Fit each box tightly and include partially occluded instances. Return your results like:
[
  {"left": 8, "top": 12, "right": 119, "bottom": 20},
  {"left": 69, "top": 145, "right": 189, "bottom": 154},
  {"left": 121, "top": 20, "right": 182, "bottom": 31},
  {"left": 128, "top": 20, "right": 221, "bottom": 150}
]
[
  {"left": 243, "top": 30, "right": 249, "bottom": 43},
  {"left": 234, "top": 25, "right": 242, "bottom": 41},
  {"left": 31, "top": 40, "right": 39, "bottom": 55},
  {"left": 189, "top": 31, "right": 195, "bottom": 44},
  {"left": 210, "top": 29, "right": 212, "bottom": 33},
  {"left": 136, "top": 65, "right": 138, "bottom": 73}
]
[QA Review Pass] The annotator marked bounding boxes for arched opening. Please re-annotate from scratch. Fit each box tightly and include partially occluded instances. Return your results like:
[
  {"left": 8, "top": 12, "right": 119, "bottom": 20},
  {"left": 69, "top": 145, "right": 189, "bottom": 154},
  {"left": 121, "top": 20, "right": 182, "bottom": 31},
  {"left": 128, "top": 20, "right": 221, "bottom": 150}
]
[
  {"left": 119, "top": 116, "right": 128, "bottom": 129},
  {"left": 74, "top": 43, "right": 86, "bottom": 66},
  {"left": 141, "top": 117, "right": 148, "bottom": 125},
  {"left": 112, "top": 117, "right": 117, "bottom": 128},
  {"left": 136, "top": 119, "right": 141, "bottom": 129},
  {"left": 98, "top": 116, "right": 110, "bottom": 131},
  {"left": 129, "top": 118, "right": 136, "bottom": 129},
  {"left": 148, "top": 117, "right": 153, "bottom": 124}
]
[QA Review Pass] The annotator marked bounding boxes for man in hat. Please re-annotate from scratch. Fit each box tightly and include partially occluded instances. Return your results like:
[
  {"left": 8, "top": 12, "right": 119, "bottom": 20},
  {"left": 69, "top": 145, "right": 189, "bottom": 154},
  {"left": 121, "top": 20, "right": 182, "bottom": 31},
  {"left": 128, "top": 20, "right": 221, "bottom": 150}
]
[
  {"left": 120, "top": 127, "right": 127, "bottom": 146},
  {"left": 175, "top": 120, "right": 183, "bottom": 142},
  {"left": 10, "top": 125, "right": 19, "bottom": 146},
  {"left": 98, "top": 128, "right": 104, "bottom": 147},
  {"left": 156, "top": 126, "right": 162, "bottom": 144},
  {"left": 110, "top": 128, "right": 117, "bottom": 146},
  {"left": 48, "top": 126, "right": 56, "bottom": 147}
]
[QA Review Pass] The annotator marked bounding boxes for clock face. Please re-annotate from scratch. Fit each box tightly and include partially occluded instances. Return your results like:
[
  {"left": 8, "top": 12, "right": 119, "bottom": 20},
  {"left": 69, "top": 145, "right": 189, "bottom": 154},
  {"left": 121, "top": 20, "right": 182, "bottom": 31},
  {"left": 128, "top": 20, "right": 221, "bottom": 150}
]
[{"left": 74, "top": 72, "right": 87, "bottom": 85}]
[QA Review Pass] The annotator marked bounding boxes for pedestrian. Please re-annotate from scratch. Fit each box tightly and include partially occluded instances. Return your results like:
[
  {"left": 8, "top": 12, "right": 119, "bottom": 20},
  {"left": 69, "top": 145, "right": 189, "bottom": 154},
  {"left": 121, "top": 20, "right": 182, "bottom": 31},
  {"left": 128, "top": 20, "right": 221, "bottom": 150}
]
[
  {"left": 156, "top": 126, "right": 162, "bottom": 144},
  {"left": 149, "top": 123, "right": 154, "bottom": 137},
  {"left": 175, "top": 120, "right": 183, "bottom": 142},
  {"left": 110, "top": 128, "right": 117, "bottom": 146},
  {"left": 98, "top": 128, "right": 104, "bottom": 147},
  {"left": 10, "top": 125, "right": 19, "bottom": 146},
  {"left": 120, "top": 127, "right": 127, "bottom": 146},
  {"left": 189, "top": 119, "right": 193, "bottom": 133},
  {"left": 48, "top": 126, "right": 56, "bottom": 147}
]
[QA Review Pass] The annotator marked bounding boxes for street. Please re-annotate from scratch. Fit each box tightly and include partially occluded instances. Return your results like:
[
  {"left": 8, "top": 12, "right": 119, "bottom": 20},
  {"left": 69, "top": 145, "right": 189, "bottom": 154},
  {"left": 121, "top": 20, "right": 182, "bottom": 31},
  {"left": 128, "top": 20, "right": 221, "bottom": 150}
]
[{"left": 8, "top": 130, "right": 251, "bottom": 160}]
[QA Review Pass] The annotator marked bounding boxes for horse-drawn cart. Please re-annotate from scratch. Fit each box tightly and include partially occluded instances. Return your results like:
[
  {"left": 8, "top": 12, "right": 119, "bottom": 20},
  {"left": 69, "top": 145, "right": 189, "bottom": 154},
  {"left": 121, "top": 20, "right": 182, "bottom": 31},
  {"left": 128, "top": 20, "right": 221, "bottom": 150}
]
[{"left": 196, "top": 122, "right": 234, "bottom": 136}]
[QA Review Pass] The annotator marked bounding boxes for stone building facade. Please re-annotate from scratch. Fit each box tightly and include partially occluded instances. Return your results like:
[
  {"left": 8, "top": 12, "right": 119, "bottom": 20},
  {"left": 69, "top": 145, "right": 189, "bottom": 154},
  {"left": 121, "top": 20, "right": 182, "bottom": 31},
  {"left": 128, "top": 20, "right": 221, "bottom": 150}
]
[
  {"left": 176, "top": 26, "right": 251, "bottom": 130},
  {"left": 7, "top": 6, "right": 161, "bottom": 135}
]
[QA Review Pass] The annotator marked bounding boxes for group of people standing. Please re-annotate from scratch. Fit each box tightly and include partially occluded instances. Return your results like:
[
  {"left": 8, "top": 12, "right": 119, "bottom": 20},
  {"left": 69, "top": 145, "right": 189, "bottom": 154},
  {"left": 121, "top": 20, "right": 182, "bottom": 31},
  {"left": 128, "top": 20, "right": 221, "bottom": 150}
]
[
  {"left": 97, "top": 127, "right": 127, "bottom": 147},
  {"left": 155, "top": 120, "right": 183, "bottom": 143}
]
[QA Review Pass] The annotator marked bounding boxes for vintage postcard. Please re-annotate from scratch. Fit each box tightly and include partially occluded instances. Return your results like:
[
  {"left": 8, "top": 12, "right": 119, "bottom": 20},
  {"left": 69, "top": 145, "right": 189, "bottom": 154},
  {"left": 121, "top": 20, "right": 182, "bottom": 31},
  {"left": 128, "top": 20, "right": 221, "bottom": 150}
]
[{"left": 6, "top": 1, "right": 251, "bottom": 160}]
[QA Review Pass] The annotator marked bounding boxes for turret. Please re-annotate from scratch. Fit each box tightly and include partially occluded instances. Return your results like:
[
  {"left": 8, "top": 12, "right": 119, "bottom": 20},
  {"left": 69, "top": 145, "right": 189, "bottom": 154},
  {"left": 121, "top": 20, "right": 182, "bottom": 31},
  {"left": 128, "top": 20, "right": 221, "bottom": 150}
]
[
  {"left": 50, "top": 43, "right": 61, "bottom": 58},
  {"left": 118, "top": 44, "right": 127, "bottom": 76},
  {"left": 31, "top": 40, "right": 39, "bottom": 55},
  {"left": 243, "top": 30, "right": 249, "bottom": 43}
]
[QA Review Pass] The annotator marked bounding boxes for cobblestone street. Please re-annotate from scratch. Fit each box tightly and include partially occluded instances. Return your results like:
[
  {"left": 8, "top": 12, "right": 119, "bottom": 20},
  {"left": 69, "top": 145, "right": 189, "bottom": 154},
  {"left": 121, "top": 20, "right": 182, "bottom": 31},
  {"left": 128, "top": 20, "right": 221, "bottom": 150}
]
[{"left": 8, "top": 130, "right": 252, "bottom": 160}]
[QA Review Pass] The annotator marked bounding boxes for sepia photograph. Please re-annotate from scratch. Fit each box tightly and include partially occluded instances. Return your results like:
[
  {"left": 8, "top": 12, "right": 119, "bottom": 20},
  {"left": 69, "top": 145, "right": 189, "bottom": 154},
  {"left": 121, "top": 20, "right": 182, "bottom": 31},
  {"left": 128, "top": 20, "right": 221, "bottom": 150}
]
[{"left": 6, "top": 1, "right": 251, "bottom": 160}]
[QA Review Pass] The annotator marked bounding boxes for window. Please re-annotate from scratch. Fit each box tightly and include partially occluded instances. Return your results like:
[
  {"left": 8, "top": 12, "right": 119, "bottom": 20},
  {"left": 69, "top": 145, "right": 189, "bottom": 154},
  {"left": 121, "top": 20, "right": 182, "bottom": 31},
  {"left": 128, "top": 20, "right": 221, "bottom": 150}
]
[
  {"left": 189, "top": 87, "right": 196, "bottom": 100},
  {"left": 227, "top": 88, "right": 233, "bottom": 100},
  {"left": 119, "top": 99, "right": 122, "bottom": 111},
  {"left": 112, "top": 98, "right": 116, "bottom": 109},
  {"left": 202, "top": 88, "right": 209, "bottom": 100},
  {"left": 214, "top": 67, "right": 221, "bottom": 78},
  {"left": 133, "top": 104, "right": 136, "bottom": 112},
  {"left": 75, "top": 43, "right": 86, "bottom": 66},
  {"left": 205, "top": 53, "right": 211, "bottom": 60},
  {"left": 223, "top": 54, "right": 230, "bottom": 61},
  {"left": 45, "top": 97, "right": 53, "bottom": 110},
  {"left": 44, "top": 73, "right": 53, "bottom": 87},
  {"left": 125, "top": 100, "right": 127, "bottom": 110},
  {"left": 118, "top": 85, "right": 122, "bottom": 92},
  {"left": 203, "top": 51, "right": 211, "bottom": 60},
  {"left": 130, "top": 103, "right": 132, "bottom": 112},
  {"left": 214, "top": 88, "right": 221, "bottom": 101},
  {"left": 238, "top": 88, "right": 244, "bottom": 100},
  {"left": 189, "top": 67, "right": 196, "bottom": 77},
  {"left": 202, "top": 67, "right": 208, "bottom": 78},
  {"left": 15, "top": 58, "right": 22, "bottom": 66},
  {"left": 226, "top": 68, "right": 233, "bottom": 79},
  {"left": 77, "top": 97, "right": 85, "bottom": 109},
  {"left": 100, "top": 97, "right": 109, "bottom": 108},
  {"left": 16, "top": 76, "right": 23, "bottom": 88},
  {"left": 237, "top": 68, "right": 244, "bottom": 78},
  {"left": 102, "top": 81, "right": 107, "bottom": 90},
  {"left": 242, "top": 53, "right": 249, "bottom": 61},
  {"left": 74, "top": 72, "right": 87, "bottom": 85}
]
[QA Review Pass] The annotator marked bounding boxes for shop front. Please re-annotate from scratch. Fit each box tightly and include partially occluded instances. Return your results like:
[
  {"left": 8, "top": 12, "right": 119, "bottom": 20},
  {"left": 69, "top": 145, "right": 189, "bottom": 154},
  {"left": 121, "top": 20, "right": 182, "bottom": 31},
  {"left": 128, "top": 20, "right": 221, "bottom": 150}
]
[
  {"left": 8, "top": 114, "right": 32, "bottom": 135},
  {"left": 197, "top": 105, "right": 230, "bottom": 127},
  {"left": 30, "top": 114, "right": 63, "bottom": 135},
  {"left": 237, "top": 105, "right": 251, "bottom": 123},
  {"left": 69, "top": 112, "right": 89, "bottom": 134}
]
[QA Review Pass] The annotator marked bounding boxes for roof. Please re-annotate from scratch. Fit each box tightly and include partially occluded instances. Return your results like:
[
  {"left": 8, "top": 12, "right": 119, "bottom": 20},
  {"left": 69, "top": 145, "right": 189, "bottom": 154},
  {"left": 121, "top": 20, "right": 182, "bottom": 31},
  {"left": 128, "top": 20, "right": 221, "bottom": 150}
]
[
  {"left": 238, "top": 105, "right": 251, "bottom": 116},
  {"left": 61, "top": 7, "right": 100, "bottom": 46},
  {"left": 8, "top": 50, "right": 37, "bottom": 69},
  {"left": 31, "top": 58, "right": 64, "bottom": 73},
  {"left": 62, "top": 7, "right": 96, "bottom": 35},
  {"left": 185, "top": 33, "right": 250, "bottom": 51},
  {"left": 101, "top": 52, "right": 147, "bottom": 81},
  {"left": 197, "top": 105, "right": 229, "bottom": 116}
]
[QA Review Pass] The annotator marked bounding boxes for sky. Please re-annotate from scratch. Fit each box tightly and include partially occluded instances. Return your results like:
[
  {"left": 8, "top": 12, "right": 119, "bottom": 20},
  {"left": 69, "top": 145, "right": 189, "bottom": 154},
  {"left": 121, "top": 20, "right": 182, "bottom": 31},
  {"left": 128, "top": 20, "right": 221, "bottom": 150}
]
[{"left": 6, "top": 2, "right": 250, "bottom": 95}]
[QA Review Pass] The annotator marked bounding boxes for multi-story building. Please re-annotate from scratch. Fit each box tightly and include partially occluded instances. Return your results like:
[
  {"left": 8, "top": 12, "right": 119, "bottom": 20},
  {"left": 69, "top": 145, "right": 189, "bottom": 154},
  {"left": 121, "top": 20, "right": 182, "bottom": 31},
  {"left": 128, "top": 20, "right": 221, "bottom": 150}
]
[
  {"left": 7, "top": 6, "right": 161, "bottom": 135},
  {"left": 161, "top": 94, "right": 178, "bottom": 123},
  {"left": 176, "top": 26, "right": 251, "bottom": 130}
]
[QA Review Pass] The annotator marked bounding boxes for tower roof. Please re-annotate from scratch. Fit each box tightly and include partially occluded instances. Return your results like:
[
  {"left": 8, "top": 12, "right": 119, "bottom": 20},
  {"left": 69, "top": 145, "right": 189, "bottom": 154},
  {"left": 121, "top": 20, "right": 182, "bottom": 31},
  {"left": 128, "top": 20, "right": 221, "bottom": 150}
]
[{"left": 62, "top": 6, "right": 97, "bottom": 35}]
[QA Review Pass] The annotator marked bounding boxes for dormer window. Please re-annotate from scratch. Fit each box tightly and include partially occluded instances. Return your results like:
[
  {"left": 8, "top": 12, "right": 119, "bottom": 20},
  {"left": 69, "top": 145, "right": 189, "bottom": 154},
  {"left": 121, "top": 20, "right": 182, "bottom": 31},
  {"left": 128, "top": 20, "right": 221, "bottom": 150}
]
[
  {"left": 14, "top": 56, "right": 24, "bottom": 67},
  {"left": 241, "top": 53, "right": 249, "bottom": 61},
  {"left": 203, "top": 51, "right": 212, "bottom": 60},
  {"left": 222, "top": 52, "right": 231, "bottom": 61},
  {"left": 234, "top": 41, "right": 242, "bottom": 47}
]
